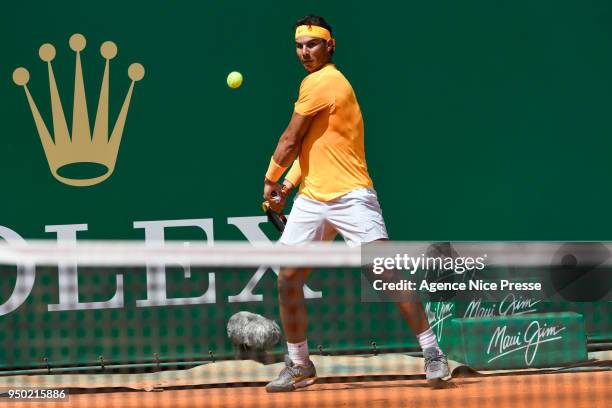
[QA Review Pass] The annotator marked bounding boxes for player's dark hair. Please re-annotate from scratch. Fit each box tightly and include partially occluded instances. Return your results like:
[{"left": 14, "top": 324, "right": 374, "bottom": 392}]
[
  {"left": 295, "top": 15, "right": 335, "bottom": 56},
  {"left": 294, "top": 15, "right": 333, "bottom": 37}
]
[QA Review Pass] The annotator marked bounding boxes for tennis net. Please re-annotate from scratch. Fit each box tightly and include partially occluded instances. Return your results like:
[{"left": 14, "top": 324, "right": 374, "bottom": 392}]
[{"left": 0, "top": 241, "right": 609, "bottom": 401}]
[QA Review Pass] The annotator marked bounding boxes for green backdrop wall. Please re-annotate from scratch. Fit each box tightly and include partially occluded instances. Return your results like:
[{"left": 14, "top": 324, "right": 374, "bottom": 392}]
[{"left": 0, "top": 0, "right": 610, "bottom": 369}]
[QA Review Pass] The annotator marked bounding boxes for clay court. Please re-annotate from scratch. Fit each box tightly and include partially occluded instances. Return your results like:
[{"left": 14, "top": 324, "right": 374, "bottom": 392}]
[{"left": 2, "top": 369, "right": 609, "bottom": 408}]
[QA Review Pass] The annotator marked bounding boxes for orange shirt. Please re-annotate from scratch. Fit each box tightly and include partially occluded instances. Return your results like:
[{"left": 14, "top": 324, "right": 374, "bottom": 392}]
[{"left": 292, "top": 64, "right": 373, "bottom": 202}]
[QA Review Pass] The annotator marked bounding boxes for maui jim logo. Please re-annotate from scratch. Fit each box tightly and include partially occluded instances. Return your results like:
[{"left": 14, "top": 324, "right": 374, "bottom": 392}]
[
  {"left": 486, "top": 321, "right": 566, "bottom": 366},
  {"left": 425, "top": 301, "right": 454, "bottom": 341},
  {"left": 0, "top": 217, "right": 321, "bottom": 317},
  {"left": 464, "top": 294, "right": 541, "bottom": 318}
]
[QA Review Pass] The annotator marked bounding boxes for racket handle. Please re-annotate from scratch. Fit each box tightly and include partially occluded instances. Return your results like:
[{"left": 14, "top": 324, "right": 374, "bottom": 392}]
[
  {"left": 268, "top": 211, "right": 286, "bottom": 232},
  {"left": 262, "top": 200, "right": 286, "bottom": 232}
]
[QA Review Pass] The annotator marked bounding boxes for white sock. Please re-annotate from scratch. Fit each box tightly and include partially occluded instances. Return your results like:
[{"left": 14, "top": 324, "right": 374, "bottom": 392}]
[
  {"left": 287, "top": 340, "right": 310, "bottom": 366},
  {"left": 416, "top": 328, "right": 440, "bottom": 352}
]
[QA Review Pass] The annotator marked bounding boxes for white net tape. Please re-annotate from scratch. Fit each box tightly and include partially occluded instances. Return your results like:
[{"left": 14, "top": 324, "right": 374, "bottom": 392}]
[{"left": 0, "top": 241, "right": 610, "bottom": 267}]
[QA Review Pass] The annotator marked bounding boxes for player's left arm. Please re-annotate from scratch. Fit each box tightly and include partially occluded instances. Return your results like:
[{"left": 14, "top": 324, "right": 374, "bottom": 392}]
[{"left": 283, "top": 159, "right": 301, "bottom": 191}]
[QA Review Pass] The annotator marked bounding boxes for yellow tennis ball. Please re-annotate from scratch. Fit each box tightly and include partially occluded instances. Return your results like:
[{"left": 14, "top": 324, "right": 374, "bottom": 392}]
[{"left": 227, "top": 71, "right": 243, "bottom": 89}]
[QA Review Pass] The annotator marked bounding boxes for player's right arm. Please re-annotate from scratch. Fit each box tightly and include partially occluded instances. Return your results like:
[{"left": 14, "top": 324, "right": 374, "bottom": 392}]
[
  {"left": 263, "top": 75, "right": 329, "bottom": 208},
  {"left": 271, "top": 113, "right": 313, "bottom": 167},
  {"left": 263, "top": 114, "right": 312, "bottom": 210}
]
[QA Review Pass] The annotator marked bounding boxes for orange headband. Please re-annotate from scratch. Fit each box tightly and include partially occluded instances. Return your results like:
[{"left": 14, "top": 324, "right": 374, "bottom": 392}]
[{"left": 295, "top": 25, "right": 332, "bottom": 41}]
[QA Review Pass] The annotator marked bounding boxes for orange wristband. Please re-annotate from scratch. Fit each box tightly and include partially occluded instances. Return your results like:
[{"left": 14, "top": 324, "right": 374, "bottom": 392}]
[
  {"left": 265, "top": 157, "right": 287, "bottom": 182},
  {"left": 285, "top": 159, "right": 302, "bottom": 187}
]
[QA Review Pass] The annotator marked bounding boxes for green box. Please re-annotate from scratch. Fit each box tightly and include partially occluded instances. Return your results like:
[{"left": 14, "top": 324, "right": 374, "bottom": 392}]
[{"left": 447, "top": 312, "right": 587, "bottom": 370}]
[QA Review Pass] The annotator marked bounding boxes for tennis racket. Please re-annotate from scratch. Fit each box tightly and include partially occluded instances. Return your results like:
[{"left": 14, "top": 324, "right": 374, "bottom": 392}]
[{"left": 262, "top": 191, "right": 287, "bottom": 232}]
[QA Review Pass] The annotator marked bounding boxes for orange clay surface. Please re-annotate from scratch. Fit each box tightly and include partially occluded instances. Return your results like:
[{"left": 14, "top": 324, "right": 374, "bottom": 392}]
[{"left": 2, "top": 370, "right": 610, "bottom": 408}]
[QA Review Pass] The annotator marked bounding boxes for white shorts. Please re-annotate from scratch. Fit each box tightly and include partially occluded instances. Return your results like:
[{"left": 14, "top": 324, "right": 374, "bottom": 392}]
[{"left": 279, "top": 188, "right": 389, "bottom": 247}]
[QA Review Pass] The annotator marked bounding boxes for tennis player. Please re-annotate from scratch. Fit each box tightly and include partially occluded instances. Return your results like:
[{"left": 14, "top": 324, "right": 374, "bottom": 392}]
[{"left": 263, "top": 15, "right": 450, "bottom": 392}]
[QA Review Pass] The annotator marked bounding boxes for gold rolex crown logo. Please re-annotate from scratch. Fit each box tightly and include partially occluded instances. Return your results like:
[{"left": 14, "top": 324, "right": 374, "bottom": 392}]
[{"left": 12, "top": 34, "right": 144, "bottom": 187}]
